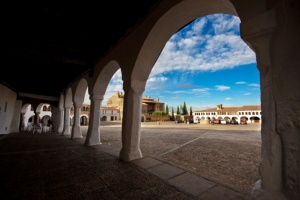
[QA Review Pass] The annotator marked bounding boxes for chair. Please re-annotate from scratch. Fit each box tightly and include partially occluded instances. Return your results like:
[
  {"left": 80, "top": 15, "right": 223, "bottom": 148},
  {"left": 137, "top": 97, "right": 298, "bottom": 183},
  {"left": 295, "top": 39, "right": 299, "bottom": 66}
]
[
  {"left": 26, "top": 122, "right": 34, "bottom": 132},
  {"left": 33, "top": 123, "right": 42, "bottom": 134},
  {"left": 42, "top": 125, "right": 50, "bottom": 133}
]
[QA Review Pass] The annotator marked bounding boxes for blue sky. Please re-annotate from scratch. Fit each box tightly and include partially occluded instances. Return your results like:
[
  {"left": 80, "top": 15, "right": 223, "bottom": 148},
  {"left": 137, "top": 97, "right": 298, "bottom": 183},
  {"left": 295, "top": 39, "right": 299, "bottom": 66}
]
[{"left": 84, "top": 14, "right": 260, "bottom": 111}]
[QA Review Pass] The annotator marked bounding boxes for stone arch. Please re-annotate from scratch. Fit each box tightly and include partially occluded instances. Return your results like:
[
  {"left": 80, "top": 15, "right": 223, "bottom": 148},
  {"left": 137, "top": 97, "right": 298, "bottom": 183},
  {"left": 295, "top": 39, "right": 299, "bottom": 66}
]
[
  {"left": 250, "top": 116, "right": 261, "bottom": 123},
  {"left": 92, "top": 60, "right": 120, "bottom": 95},
  {"left": 20, "top": 103, "right": 30, "bottom": 113},
  {"left": 71, "top": 78, "right": 89, "bottom": 138},
  {"left": 80, "top": 114, "right": 89, "bottom": 125},
  {"left": 84, "top": 60, "right": 120, "bottom": 146},
  {"left": 65, "top": 88, "right": 73, "bottom": 108},
  {"left": 131, "top": 0, "right": 237, "bottom": 82},
  {"left": 119, "top": 2, "right": 268, "bottom": 196},
  {"left": 119, "top": 0, "right": 240, "bottom": 162},
  {"left": 101, "top": 116, "right": 107, "bottom": 121},
  {"left": 73, "top": 78, "right": 88, "bottom": 106}
]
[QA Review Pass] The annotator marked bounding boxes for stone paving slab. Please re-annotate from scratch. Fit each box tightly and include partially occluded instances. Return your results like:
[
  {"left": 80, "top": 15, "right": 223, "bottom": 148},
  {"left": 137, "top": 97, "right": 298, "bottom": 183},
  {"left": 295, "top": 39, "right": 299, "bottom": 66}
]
[
  {"left": 168, "top": 172, "right": 216, "bottom": 196},
  {"left": 131, "top": 156, "right": 163, "bottom": 169},
  {"left": 200, "top": 185, "right": 246, "bottom": 200},
  {"left": 146, "top": 163, "right": 185, "bottom": 180}
]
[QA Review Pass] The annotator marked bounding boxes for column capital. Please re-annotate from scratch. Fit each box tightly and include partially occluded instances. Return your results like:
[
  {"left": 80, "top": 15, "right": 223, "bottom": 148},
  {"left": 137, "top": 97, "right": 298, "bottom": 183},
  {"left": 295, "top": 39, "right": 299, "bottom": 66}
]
[
  {"left": 240, "top": 9, "right": 278, "bottom": 76},
  {"left": 123, "top": 79, "right": 146, "bottom": 94},
  {"left": 240, "top": 9, "right": 277, "bottom": 43}
]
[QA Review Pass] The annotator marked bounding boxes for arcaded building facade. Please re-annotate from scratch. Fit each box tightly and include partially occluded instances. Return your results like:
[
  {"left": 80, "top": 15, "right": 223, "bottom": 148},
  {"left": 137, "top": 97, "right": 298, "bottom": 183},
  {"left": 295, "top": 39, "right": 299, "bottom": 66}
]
[
  {"left": 194, "top": 104, "right": 261, "bottom": 124},
  {"left": 1, "top": 1, "right": 299, "bottom": 199}
]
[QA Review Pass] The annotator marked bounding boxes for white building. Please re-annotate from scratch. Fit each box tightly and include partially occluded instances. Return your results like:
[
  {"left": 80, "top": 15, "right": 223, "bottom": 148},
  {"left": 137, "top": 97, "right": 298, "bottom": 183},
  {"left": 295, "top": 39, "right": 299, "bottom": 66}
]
[
  {"left": 100, "top": 107, "right": 120, "bottom": 122},
  {"left": 21, "top": 104, "right": 52, "bottom": 126},
  {"left": 193, "top": 104, "right": 261, "bottom": 124}
]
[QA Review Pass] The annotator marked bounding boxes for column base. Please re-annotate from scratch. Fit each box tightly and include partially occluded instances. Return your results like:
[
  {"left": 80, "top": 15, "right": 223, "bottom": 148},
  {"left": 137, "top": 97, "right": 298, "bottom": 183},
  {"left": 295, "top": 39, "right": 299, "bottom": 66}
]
[
  {"left": 119, "top": 147, "right": 142, "bottom": 162},
  {"left": 251, "top": 180, "right": 287, "bottom": 200},
  {"left": 83, "top": 140, "right": 101, "bottom": 146}
]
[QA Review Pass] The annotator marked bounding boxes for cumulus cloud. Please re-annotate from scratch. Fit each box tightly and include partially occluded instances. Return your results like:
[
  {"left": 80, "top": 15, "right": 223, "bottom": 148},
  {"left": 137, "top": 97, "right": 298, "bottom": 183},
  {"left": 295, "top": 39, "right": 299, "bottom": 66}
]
[
  {"left": 151, "top": 14, "right": 255, "bottom": 77},
  {"left": 248, "top": 83, "right": 260, "bottom": 87},
  {"left": 165, "top": 90, "right": 193, "bottom": 94},
  {"left": 215, "top": 85, "right": 230, "bottom": 91},
  {"left": 176, "top": 83, "right": 194, "bottom": 88},
  {"left": 235, "top": 81, "right": 247, "bottom": 84},
  {"left": 192, "top": 88, "right": 211, "bottom": 96},
  {"left": 225, "top": 98, "right": 232, "bottom": 100}
]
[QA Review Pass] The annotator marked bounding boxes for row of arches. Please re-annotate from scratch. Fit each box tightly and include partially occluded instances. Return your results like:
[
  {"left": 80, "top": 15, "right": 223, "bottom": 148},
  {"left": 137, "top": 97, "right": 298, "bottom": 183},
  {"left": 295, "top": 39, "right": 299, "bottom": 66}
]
[{"left": 20, "top": 1, "right": 298, "bottom": 199}]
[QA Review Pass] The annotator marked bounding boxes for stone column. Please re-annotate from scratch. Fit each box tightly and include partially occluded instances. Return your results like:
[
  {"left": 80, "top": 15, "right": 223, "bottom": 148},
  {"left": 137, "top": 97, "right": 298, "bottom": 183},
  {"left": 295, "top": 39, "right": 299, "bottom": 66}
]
[
  {"left": 84, "top": 94, "right": 103, "bottom": 146},
  {"left": 20, "top": 112, "right": 26, "bottom": 131},
  {"left": 57, "top": 108, "right": 64, "bottom": 133},
  {"left": 71, "top": 104, "right": 82, "bottom": 139},
  {"left": 36, "top": 112, "right": 41, "bottom": 123},
  {"left": 241, "top": 7, "right": 300, "bottom": 200},
  {"left": 11, "top": 100, "right": 22, "bottom": 132},
  {"left": 119, "top": 79, "right": 145, "bottom": 162},
  {"left": 62, "top": 106, "right": 71, "bottom": 136}
]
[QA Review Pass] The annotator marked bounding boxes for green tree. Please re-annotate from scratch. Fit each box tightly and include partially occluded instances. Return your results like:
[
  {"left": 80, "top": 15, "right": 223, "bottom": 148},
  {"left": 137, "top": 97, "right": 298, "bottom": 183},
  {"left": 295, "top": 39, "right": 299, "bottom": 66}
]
[
  {"left": 183, "top": 101, "right": 188, "bottom": 115},
  {"left": 190, "top": 106, "right": 193, "bottom": 117},
  {"left": 152, "top": 111, "right": 165, "bottom": 115},
  {"left": 165, "top": 105, "right": 169, "bottom": 115},
  {"left": 171, "top": 107, "right": 174, "bottom": 120},
  {"left": 176, "top": 106, "right": 180, "bottom": 114}
]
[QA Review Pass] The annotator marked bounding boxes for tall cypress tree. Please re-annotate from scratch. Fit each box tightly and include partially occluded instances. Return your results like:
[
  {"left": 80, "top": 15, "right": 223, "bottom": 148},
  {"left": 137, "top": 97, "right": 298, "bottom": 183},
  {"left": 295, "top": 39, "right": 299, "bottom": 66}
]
[
  {"left": 166, "top": 105, "right": 169, "bottom": 115},
  {"left": 171, "top": 107, "right": 174, "bottom": 120},
  {"left": 183, "top": 101, "right": 187, "bottom": 115},
  {"left": 190, "top": 106, "right": 193, "bottom": 117},
  {"left": 177, "top": 106, "right": 180, "bottom": 114}
]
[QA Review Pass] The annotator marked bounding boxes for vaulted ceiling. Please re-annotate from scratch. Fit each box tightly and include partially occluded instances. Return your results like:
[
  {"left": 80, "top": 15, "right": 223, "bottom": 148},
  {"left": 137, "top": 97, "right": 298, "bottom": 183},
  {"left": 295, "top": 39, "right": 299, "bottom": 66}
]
[{"left": 2, "top": 1, "right": 161, "bottom": 97}]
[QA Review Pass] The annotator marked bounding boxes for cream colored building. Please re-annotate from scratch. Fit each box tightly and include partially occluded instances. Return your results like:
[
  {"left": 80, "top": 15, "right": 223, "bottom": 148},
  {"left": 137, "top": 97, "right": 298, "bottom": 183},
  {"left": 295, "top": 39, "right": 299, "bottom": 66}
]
[
  {"left": 70, "top": 104, "right": 120, "bottom": 125},
  {"left": 107, "top": 92, "right": 165, "bottom": 121}
]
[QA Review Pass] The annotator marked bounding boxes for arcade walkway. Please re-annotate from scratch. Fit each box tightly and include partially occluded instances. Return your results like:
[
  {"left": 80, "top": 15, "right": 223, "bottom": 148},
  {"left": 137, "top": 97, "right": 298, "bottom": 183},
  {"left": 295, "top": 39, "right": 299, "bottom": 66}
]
[{"left": 0, "top": 131, "right": 250, "bottom": 200}]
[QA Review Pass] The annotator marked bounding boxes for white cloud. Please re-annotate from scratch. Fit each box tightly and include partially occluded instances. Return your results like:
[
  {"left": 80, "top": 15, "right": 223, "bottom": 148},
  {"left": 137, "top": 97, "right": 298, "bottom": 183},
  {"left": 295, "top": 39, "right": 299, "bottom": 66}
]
[
  {"left": 192, "top": 88, "right": 211, "bottom": 96},
  {"left": 145, "top": 76, "right": 168, "bottom": 91},
  {"left": 244, "top": 93, "right": 251, "bottom": 95},
  {"left": 248, "top": 83, "right": 260, "bottom": 87},
  {"left": 165, "top": 90, "right": 193, "bottom": 94},
  {"left": 225, "top": 98, "right": 232, "bottom": 100},
  {"left": 235, "top": 81, "right": 247, "bottom": 84},
  {"left": 192, "top": 88, "right": 210, "bottom": 92},
  {"left": 215, "top": 85, "right": 230, "bottom": 91},
  {"left": 151, "top": 14, "right": 255, "bottom": 77}
]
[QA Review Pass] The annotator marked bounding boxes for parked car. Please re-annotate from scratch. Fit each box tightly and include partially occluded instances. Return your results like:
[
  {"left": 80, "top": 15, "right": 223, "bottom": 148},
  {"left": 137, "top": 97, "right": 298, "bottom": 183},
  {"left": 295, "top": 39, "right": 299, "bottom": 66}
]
[
  {"left": 194, "top": 119, "right": 200, "bottom": 124},
  {"left": 240, "top": 120, "right": 247, "bottom": 125},
  {"left": 230, "top": 120, "right": 238, "bottom": 125},
  {"left": 213, "top": 119, "right": 220, "bottom": 124},
  {"left": 175, "top": 119, "right": 184, "bottom": 123},
  {"left": 220, "top": 120, "right": 227, "bottom": 124}
]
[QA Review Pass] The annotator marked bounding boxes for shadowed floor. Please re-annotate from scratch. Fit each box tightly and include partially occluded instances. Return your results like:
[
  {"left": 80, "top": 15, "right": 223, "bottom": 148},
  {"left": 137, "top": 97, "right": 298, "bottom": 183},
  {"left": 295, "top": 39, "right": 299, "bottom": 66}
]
[{"left": 0, "top": 130, "right": 251, "bottom": 200}]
